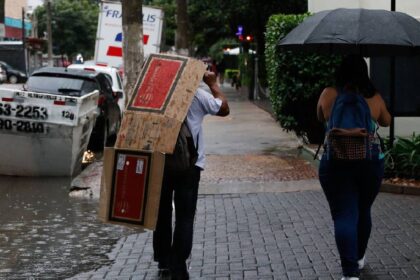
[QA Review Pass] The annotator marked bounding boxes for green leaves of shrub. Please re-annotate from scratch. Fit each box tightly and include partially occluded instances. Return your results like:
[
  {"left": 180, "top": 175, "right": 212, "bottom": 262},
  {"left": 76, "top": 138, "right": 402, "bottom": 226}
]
[
  {"left": 384, "top": 134, "right": 420, "bottom": 179},
  {"left": 265, "top": 14, "right": 341, "bottom": 143}
]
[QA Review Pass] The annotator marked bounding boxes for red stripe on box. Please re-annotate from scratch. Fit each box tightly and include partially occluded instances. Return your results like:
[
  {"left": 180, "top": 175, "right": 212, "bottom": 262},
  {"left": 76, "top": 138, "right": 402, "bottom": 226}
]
[
  {"left": 111, "top": 154, "right": 149, "bottom": 222},
  {"left": 131, "top": 58, "right": 183, "bottom": 110}
]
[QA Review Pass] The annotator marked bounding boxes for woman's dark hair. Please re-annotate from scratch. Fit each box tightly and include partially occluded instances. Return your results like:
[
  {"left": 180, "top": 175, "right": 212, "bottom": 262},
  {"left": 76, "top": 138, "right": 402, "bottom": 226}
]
[{"left": 335, "top": 55, "right": 376, "bottom": 98}]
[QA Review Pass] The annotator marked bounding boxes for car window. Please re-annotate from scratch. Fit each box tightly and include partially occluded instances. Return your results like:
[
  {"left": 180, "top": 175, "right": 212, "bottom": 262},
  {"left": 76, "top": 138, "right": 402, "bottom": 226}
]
[
  {"left": 27, "top": 75, "right": 99, "bottom": 96},
  {"left": 1, "top": 62, "right": 12, "bottom": 70}
]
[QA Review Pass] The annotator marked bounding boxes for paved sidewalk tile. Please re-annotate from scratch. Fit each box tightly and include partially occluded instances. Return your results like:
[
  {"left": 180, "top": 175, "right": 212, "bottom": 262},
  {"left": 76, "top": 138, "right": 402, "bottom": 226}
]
[{"left": 68, "top": 191, "right": 420, "bottom": 280}]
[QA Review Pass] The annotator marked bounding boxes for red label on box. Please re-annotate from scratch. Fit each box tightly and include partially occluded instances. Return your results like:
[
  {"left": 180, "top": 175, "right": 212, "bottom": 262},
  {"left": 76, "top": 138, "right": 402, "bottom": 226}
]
[
  {"left": 110, "top": 152, "right": 150, "bottom": 224},
  {"left": 128, "top": 55, "right": 187, "bottom": 113}
]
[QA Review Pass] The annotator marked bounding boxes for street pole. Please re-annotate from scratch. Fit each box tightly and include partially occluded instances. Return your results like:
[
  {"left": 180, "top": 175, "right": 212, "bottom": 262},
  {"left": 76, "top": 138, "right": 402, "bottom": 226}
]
[
  {"left": 46, "top": 0, "right": 53, "bottom": 67},
  {"left": 253, "top": 56, "right": 258, "bottom": 100},
  {"left": 21, "top": 8, "right": 25, "bottom": 45},
  {"left": 389, "top": 0, "right": 396, "bottom": 148},
  {"left": 22, "top": 7, "right": 28, "bottom": 74}
]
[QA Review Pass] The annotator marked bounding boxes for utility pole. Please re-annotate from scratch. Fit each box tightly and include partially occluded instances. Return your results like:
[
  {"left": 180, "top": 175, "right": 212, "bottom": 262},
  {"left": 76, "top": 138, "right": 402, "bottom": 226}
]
[
  {"left": 389, "top": 0, "right": 396, "bottom": 148},
  {"left": 46, "top": 0, "right": 53, "bottom": 67},
  {"left": 21, "top": 8, "right": 25, "bottom": 45}
]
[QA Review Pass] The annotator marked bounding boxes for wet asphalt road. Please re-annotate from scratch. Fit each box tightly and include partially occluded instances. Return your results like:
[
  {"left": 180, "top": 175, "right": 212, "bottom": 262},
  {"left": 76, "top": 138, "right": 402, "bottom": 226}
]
[{"left": 0, "top": 176, "right": 139, "bottom": 280}]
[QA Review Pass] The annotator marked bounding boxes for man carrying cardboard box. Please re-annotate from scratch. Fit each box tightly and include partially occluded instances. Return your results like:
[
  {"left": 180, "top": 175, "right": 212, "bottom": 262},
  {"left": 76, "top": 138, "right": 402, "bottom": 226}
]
[{"left": 153, "top": 71, "right": 230, "bottom": 280}]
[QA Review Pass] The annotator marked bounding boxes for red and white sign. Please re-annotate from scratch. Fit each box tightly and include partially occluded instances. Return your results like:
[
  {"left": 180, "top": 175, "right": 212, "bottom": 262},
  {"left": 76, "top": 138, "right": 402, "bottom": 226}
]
[
  {"left": 128, "top": 55, "right": 186, "bottom": 113},
  {"left": 94, "top": 1, "right": 164, "bottom": 68},
  {"left": 110, "top": 151, "right": 151, "bottom": 224}
]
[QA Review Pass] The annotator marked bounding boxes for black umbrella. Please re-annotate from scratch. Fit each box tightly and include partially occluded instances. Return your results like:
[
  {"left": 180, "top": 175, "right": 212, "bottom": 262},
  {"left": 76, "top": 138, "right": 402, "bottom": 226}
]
[
  {"left": 278, "top": 8, "right": 420, "bottom": 56},
  {"left": 277, "top": 8, "right": 420, "bottom": 146}
]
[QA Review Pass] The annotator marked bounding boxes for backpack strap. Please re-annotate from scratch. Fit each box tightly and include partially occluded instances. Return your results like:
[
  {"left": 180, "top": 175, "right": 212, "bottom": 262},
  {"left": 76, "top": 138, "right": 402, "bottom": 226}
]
[
  {"left": 314, "top": 140, "right": 323, "bottom": 160},
  {"left": 373, "top": 120, "right": 385, "bottom": 153}
]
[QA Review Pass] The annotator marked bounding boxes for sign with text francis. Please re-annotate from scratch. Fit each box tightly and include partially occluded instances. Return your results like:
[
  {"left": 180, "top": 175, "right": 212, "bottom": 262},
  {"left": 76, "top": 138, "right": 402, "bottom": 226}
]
[{"left": 94, "top": 1, "right": 164, "bottom": 67}]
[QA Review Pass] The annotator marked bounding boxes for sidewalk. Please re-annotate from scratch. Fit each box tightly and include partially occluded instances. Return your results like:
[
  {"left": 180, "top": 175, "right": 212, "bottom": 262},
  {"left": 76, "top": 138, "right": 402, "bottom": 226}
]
[{"left": 68, "top": 85, "right": 420, "bottom": 280}]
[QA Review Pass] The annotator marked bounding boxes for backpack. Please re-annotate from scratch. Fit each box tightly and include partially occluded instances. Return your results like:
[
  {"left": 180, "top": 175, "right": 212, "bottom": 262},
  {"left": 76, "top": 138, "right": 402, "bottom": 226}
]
[
  {"left": 322, "top": 91, "right": 380, "bottom": 161},
  {"left": 165, "top": 120, "right": 198, "bottom": 173}
]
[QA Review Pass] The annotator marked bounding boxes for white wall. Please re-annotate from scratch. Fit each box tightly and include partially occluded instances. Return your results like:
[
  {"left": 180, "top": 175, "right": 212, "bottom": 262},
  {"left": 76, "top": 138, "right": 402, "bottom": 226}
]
[
  {"left": 308, "top": 0, "right": 420, "bottom": 19},
  {"left": 27, "top": 0, "right": 44, "bottom": 12},
  {"left": 308, "top": 0, "right": 361, "bottom": 12}
]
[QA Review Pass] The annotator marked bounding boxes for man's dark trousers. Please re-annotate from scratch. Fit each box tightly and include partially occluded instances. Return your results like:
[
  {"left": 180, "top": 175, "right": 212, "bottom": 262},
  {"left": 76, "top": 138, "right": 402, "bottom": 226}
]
[{"left": 153, "top": 165, "right": 201, "bottom": 271}]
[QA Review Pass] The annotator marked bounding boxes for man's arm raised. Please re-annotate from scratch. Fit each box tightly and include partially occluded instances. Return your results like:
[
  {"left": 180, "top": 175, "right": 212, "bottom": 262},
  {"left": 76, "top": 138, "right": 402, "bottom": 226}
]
[{"left": 203, "top": 71, "right": 230, "bottom": 116}]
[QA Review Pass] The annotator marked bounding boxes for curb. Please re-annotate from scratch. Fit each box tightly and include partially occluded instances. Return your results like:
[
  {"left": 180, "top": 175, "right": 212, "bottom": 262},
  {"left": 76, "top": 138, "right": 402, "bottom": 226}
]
[{"left": 301, "top": 145, "right": 420, "bottom": 196}]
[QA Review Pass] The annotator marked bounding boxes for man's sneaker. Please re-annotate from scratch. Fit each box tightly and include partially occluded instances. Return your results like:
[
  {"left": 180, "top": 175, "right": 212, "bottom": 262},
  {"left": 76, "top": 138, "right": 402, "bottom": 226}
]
[
  {"left": 341, "top": 277, "right": 359, "bottom": 280},
  {"left": 358, "top": 255, "right": 366, "bottom": 269}
]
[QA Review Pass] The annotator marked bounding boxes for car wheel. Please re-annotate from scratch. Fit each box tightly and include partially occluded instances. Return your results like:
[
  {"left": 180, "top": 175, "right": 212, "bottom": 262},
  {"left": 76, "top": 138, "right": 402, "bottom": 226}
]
[{"left": 9, "top": 75, "right": 18, "bottom": 84}]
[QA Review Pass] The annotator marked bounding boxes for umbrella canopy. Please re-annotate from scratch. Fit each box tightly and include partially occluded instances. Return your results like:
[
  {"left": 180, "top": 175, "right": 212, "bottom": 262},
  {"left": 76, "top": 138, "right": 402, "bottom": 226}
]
[{"left": 278, "top": 8, "right": 420, "bottom": 56}]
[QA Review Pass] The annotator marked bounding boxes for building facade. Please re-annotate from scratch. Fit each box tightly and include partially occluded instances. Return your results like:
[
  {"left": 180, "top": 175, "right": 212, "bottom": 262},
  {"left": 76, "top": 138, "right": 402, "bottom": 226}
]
[
  {"left": 308, "top": 0, "right": 420, "bottom": 19},
  {"left": 3, "top": 0, "right": 43, "bottom": 40}
]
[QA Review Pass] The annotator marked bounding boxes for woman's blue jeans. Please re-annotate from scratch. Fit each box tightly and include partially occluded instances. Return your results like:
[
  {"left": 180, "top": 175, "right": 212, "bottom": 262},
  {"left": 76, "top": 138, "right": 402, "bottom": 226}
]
[{"left": 319, "top": 157, "right": 384, "bottom": 277}]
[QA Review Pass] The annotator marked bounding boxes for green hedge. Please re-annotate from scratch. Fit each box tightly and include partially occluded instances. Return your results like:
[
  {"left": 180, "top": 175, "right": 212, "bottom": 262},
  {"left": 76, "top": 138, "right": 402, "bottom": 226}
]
[
  {"left": 384, "top": 134, "right": 420, "bottom": 179},
  {"left": 265, "top": 14, "right": 340, "bottom": 143}
]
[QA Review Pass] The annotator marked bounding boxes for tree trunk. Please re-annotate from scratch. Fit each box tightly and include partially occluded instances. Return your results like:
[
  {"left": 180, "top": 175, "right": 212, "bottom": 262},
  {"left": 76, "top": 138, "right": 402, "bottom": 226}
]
[
  {"left": 175, "top": 0, "right": 189, "bottom": 55},
  {"left": 121, "top": 0, "right": 143, "bottom": 106}
]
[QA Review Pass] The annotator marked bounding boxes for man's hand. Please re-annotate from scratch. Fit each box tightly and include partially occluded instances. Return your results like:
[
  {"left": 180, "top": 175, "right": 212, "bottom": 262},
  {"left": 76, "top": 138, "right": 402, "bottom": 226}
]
[
  {"left": 202, "top": 71, "right": 229, "bottom": 116},
  {"left": 203, "top": 71, "right": 217, "bottom": 88}
]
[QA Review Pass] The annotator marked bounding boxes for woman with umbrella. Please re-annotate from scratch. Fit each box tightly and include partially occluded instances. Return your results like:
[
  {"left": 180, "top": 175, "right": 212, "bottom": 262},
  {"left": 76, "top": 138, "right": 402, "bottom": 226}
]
[{"left": 317, "top": 55, "right": 391, "bottom": 279}]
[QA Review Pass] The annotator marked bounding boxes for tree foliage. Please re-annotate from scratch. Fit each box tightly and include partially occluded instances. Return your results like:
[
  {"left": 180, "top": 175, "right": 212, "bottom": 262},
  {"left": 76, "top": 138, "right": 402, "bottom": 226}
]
[
  {"left": 35, "top": 0, "right": 99, "bottom": 59},
  {"left": 145, "top": 0, "right": 306, "bottom": 57},
  {"left": 208, "top": 38, "right": 237, "bottom": 62}
]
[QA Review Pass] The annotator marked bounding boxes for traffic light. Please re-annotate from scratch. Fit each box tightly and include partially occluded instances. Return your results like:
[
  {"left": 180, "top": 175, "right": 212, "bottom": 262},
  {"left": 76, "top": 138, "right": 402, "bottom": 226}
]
[{"left": 246, "top": 35, "right": 253, "bottom": 42}]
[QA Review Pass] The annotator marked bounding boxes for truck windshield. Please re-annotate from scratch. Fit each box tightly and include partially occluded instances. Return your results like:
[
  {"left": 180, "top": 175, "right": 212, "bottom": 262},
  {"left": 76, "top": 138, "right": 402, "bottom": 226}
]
[{"left": 27, "top": 76, "right": 99, "bottom": 96}]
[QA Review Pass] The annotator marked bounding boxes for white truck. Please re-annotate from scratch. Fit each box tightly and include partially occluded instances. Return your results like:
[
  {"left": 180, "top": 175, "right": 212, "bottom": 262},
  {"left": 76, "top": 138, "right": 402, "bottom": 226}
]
[
  {"left": 0, "top": 87, "right": 99, "bottom": 176},
  {"left": 94, "top": 1, "right": 164, "bottom": 67}
]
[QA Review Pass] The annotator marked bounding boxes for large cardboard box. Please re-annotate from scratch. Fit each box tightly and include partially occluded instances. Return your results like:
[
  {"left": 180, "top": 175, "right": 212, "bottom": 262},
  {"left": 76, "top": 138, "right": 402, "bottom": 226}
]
[
  {"left": 99, "top": 54, "right": 206, "bottom": 230},
  {"left": 98, "top": 148, "right": 165, "bottom": 229}
]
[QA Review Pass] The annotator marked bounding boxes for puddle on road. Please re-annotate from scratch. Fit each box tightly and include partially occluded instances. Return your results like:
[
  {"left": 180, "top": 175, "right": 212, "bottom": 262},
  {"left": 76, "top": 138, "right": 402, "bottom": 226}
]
[{"left": 0, "top": 176, "right": 140, "bottom": 279}]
